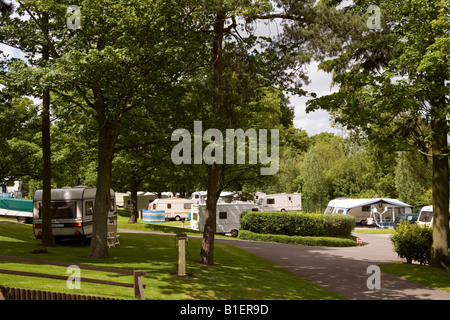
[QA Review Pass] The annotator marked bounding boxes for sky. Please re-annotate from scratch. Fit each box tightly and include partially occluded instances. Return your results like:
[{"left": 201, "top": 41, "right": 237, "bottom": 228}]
[
  {"left": 250, "top": 17, "right": 342, "bottom": 137},
  {"left": 289, "top": 61, "right": 341, "bottom": 137}
]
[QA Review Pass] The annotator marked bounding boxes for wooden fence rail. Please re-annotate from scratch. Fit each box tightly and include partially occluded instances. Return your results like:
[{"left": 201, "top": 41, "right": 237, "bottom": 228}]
[
  {"left": 0, "top": 286, "right": 122, "bottom": 300},
  {"left": 0, "top": 255, "right": 146, "bottom": 300}
]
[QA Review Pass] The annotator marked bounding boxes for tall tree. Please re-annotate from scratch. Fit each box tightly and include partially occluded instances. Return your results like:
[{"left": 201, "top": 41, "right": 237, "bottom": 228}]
[
  {"left": 188, "top": 0, "right": 341, "bottom": 265},
  {"left": 40, "top": 11, "right": 55, "bottom": 247},
  {"left": 307, "top": 0, "right": 450, "bottom": 267},
  {"left": 2, "top": 0, "right": 208, "bottom": 258},
  {"left": 0, "top": 1, "right": 56, "bottom": 245}
]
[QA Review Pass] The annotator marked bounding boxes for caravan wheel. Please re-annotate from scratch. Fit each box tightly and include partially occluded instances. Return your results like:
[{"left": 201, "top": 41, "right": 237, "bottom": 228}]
[
  {"left": 175, "top": 215, "right": 181, "bottom": 221},
  {"left": 230, "top": 229, "right": 239, "bottom": 237},
  {"left": 16, "top": 216, "right": 26, "bottom": 223}
]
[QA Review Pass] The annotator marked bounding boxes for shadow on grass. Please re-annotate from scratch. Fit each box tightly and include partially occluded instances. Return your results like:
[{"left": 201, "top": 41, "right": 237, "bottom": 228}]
[
  {"left": 380, "top": 263, "right": 450, "bottom": 293},
  {"left": 0, "top": 221, "right": 344, "bottom": 300}
]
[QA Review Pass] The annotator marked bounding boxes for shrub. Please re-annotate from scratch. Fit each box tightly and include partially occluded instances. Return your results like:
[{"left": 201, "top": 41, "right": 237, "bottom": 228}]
[
  {"left": 240, "top": 211, "right": 354, "bottom": 238},
  {"left": 390, "top": 222, "right": 433, "bottom": 265}
]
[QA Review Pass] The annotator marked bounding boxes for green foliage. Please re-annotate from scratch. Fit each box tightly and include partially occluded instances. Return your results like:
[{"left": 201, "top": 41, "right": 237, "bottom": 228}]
[
  {"left": 238, "top": 230, "right": 357, "bottom": 247},
  {"left": 240, "top": 211, "right": 355, "bottom": 238},
  {"left": 294, "top": 133, "right": 400, "bottom": 207},
  {"left": 390, "top": 223, "right": 433, "bottom": 265},
  {"left": 394, "top": 151, "right": 432, "bottom": 208}
]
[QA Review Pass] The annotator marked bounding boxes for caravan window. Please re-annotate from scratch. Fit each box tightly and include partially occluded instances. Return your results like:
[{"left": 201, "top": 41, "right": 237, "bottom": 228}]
[
  {"left": 267, "top": 198, "right": 275, "bottom": 204},
  {"left": 325, "top": 206, "right": 334, "bottom": 214},
  {"left": 219, "top": 212, "right": 227, "bottom": 219},
  {"left": 38, "top": 201, "right": 77, "bottom": 219},
  {"left": 419, "top": 211, "right": 433, "bottom": 222},
  {"left": 184, "top": 203, "right": 192, "bottom": 209},
  {"left": 167, "top": 204, "right": 172, "bottom": 209},
  {"left": 85, "top": 201, "right": 94, "bottom": 216}
]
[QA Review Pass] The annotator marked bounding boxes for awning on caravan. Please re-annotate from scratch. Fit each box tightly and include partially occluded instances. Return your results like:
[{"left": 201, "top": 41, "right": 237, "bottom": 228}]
[
  {"left": 328, "top": 198, "right": 413, "bottom": 210},
  {"left": 0, "top": 198, "right": 33, "bottom": 217},
  {"left": 0, "top": 198, "right": 33, "bottom": 212}
]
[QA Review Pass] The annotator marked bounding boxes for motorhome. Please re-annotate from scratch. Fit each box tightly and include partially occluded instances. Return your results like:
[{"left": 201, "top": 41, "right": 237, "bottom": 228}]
[
  {"left": 121, "top": 193, "right": 158, "bottom": 211},
  {"left": 190, "top": 191, "right": 207, "bottom": 204},
  {"left": 190, "top": 203, "right": 260, "bottom": 237},
  {"left": 148, "top": 198, "right": 194, "bottom": 221},
  {"left": 33, "top": 187, "right": 117, "bottom": 240},
  {"left": 253, "top": 192, "right": 266, "bottom": 203},
  {"left": 324, "top": 198, "right": 413, "bottom": 228},
  {"left": 115, "top": 192, "right": 129, "bottom": 207},
  {"left": 189, "top": 191, "right": 239, "bottom": 204},
  {"left": 417, "top": 205, "right": 450, "bottom": 227},
  {"left": 257, "top": 193, "right": 302, "bottom": 212}
]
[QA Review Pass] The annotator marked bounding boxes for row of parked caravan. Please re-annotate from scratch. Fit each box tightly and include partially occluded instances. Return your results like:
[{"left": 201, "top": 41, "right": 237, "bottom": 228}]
[
  {"left": 145, "top": 192, "right": 302, "bottom": 221},
  {"left": 5, "top": 186, "right": 445, "bottom": 241},
  {"left": 145, "top": 192, "right": 302, "bottom": 237},
  {"left": 1, "top": 187, "right": 302, "bottom": 240}
]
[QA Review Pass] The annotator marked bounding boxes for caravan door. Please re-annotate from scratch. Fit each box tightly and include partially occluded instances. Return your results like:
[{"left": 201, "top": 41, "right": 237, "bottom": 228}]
[{"left": 83, "top": 199, "right": 94, "bottom": 237}]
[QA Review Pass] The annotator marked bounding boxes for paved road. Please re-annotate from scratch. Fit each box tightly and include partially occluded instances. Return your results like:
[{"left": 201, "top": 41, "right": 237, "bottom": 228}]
[{"left": 120, "top": 228, "right": 450, "bottom": 300}]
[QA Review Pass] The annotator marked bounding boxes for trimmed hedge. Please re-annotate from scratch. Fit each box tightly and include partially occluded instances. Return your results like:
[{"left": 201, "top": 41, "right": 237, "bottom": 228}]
[
  {"left": 238, "top": 230, "right": 358, "bottom": 247},
  {"left": 240, "top": 211, "right": 355, "bottom": 238}
]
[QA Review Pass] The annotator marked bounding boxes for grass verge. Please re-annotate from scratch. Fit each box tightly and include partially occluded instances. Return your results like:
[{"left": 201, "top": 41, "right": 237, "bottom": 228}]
[
  {"left": 379, "top": 262, "right": 450, "bottom": 293},
  {"left": 0, "top": 219, "right": 345, "bottom": 300},
  {"left": 354, "top": 228, "right": 395, "bottom": 234}
]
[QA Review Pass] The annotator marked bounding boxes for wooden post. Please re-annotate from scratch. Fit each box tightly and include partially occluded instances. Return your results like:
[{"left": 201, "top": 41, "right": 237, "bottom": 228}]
[
  {"left": 133, "top": 270, "right": 146, "bottom": 300},
  {"left": 177, "top": 233, "right": 188, "bottom": 277}
]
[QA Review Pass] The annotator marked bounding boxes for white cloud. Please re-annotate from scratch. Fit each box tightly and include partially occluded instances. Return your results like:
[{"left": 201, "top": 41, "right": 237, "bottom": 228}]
[{"left": 290, "top": 61, "right": 341, "bottom": 137}]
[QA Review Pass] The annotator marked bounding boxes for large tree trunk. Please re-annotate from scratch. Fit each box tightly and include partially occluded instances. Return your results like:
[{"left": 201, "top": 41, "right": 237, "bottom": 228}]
[
  {"left": 200, "top": 163, "right": 220, "bottom": 265},
  {"left": 41, "top": 86, "right": 55, "bottom": 247},
  {"left": 128, "top": 176, "right": 139, "bottom": 223},
  {"left": 199, "top": 12, "right": 225, "bottom": 266},
  {"left": 88, "top": 118, "right": 121, "bottom": 259},
  {"left": 430, "top": 98, "right": 450, "bottom": 269},
  {"left": 40, "top": 13, "right": 55, "bottom": 247}
]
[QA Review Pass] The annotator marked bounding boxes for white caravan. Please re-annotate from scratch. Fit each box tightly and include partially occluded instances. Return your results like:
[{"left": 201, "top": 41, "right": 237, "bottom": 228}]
[
  {"left": 148, "top": 198, "right": 194, "bottom": 221},
  {"left": 33, "top": 187, "right": 117, "bottom": 240},
  {"left": 190, "top": 203, "right": 260, "bottom": 237},
  {"left": 257, "top": 193, "right": 302, "bottom": 212},
  {"left": 189, "top": 191, "right": 239, "bottom": 204},
  {"left": 417, "top": 205, "right": 450, "bottom": 227},
  {"left": 324, "top": 198, "right": 413, "bottom": 228}
]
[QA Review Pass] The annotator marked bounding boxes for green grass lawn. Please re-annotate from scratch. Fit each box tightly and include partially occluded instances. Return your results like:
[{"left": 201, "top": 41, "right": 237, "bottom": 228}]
[
  {"left": 0, "top": 218, "right": 345, "bottom": 300},
  {"left": 380, "top": 263, "right": 450, "bottom": 293},
  {"left": 353, "top": 228, "right": 395, "bottom": 234}
]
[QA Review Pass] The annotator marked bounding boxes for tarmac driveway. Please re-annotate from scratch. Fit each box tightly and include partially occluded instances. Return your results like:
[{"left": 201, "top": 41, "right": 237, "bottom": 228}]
[{"left": 216, "top": 232, "right": 450, "bottom": 300}]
